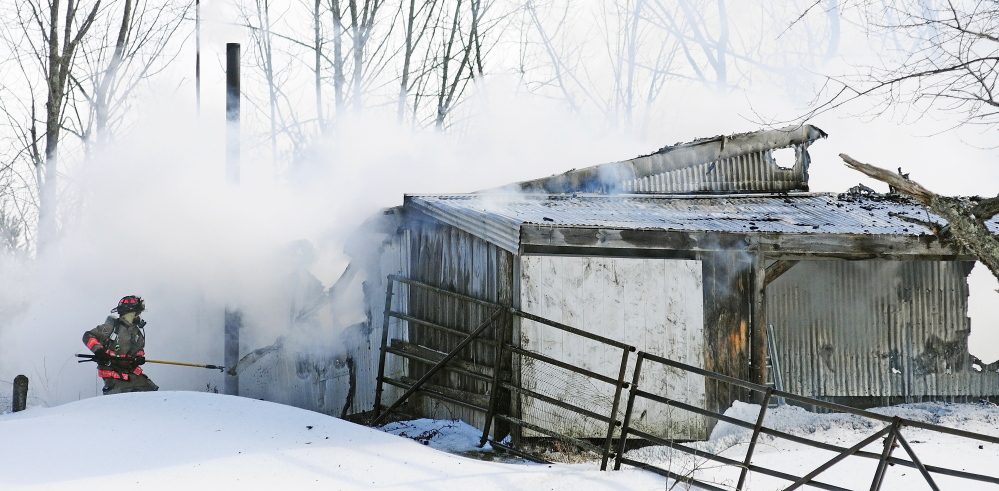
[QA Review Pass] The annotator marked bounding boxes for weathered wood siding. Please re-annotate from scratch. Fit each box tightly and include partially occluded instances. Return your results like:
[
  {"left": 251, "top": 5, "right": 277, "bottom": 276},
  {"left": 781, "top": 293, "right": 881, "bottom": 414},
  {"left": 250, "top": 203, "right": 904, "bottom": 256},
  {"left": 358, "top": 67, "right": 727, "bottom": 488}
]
[
  {"left": 519, "top": 255, "right": 706, "bottom": 439},
  {"left": 403, "top": 220, "right": 514, "bottom": 429},
  {"left": 768, "top": 260, "right": 999, "bottom": 405},
  {"left": 701, "top": 252, "right": 753, "bottom": 415}
]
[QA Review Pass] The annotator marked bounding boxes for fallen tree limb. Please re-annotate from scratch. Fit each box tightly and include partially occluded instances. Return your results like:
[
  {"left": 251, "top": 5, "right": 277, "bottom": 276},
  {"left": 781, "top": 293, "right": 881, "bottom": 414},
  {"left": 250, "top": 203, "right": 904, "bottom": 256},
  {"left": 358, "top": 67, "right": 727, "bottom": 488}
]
[
  {"left": 840, "top": 153, "right": 999, "bottom": 283},
  {"left": 971, "top": 196, "right": 999, "bottom": 222}
]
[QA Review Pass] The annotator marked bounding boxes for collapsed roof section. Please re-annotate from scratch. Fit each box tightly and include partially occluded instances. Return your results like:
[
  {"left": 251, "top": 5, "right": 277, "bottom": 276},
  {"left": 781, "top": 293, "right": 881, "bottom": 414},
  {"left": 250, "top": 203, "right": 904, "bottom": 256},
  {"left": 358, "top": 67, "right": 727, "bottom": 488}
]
[{"left": 506, "top": 125, "right": 828, "bottom": 195}]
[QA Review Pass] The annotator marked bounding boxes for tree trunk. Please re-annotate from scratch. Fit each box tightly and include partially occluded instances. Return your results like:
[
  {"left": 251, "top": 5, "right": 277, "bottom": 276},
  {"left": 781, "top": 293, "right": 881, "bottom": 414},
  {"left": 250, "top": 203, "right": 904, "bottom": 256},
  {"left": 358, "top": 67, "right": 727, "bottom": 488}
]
[
  {"left": 314, "top": 0, "right": 324, "bottom": 134},
  {"left": 95, "top": 0, "right": 133, "bottom": 145},
  {"left": 37, "top": 0, "right": 101, "bottom": 251},
  {"left": 398, "top": 0, "right": 417, "bottom": 123},
  {"left": 348, "top": 0, "right": 362, "bottom": 111},
  {"left": 256, "top": 0, "right": 278, "bottom": 166},
  {"left": 330, "top": 0, "right": 346, "bottom": 114},
  {"left": 840, "top": 153, "right": 999, "bottom": 282}
]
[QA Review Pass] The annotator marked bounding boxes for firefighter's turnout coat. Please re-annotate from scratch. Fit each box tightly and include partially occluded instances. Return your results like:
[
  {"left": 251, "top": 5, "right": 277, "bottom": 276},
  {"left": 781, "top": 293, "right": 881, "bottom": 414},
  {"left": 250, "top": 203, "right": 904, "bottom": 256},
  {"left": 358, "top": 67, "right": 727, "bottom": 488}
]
[{"left": 83, "top": 316, "right": 158, "bottom": 393}]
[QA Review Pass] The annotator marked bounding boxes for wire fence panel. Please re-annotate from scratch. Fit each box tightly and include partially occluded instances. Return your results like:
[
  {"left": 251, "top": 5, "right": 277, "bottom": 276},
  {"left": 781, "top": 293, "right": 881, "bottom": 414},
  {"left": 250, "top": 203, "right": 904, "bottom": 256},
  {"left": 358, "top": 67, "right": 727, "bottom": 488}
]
[
  {"left": 374, "top": 276, "right": 631, "bottom": 470},
  {"left": 374, "top": 276, "right": 506, "bottom": 426},
  {"left": 374, "top": 276, "right": 998, "bottom": 487},
  {"left": 616, "top": 352, "right": 999, "bottom": 490},
  {"left": 496, "top": 310, "right": 633, "bottom": 470}
]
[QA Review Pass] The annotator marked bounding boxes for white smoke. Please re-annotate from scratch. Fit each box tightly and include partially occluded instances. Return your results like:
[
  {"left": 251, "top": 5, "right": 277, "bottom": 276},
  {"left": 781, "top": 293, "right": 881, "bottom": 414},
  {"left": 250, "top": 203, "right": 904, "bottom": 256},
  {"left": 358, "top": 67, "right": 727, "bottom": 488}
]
[
  {"left": 0, "top": 76, "right": 653, "bottom": 407},
  {"left": 0, "top": 36, "right": 996, "bottom": 408}
]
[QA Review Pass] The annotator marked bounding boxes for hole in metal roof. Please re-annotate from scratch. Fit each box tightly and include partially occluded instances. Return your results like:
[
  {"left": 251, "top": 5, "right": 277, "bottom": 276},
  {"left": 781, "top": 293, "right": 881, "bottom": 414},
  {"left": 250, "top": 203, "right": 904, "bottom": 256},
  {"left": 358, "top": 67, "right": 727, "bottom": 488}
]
[{"left": 772, "top": 147, "right": 796, "bottom": 170}]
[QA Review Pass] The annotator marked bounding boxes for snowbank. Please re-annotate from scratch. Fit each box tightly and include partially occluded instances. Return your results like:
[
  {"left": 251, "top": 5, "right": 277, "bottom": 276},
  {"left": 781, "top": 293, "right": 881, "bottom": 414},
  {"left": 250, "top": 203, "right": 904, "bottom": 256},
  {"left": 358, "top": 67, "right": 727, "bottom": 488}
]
[
  {"left": 5, "top": 392, "right": 996, "bottom": 490},
  {"left": 0, "top": 392, "right": 664, "bottom": 490}
]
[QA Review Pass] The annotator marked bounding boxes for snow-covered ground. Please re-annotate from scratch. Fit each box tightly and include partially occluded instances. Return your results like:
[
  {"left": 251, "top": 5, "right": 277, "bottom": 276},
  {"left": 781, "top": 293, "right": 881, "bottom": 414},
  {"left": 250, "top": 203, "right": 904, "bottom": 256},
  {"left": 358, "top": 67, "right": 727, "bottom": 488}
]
[
  {"left": 0, "top": 391, "right": 664, "bottom": 490},
  {"left": 2, "top": 392, "right": 997, "bottom": 490}
]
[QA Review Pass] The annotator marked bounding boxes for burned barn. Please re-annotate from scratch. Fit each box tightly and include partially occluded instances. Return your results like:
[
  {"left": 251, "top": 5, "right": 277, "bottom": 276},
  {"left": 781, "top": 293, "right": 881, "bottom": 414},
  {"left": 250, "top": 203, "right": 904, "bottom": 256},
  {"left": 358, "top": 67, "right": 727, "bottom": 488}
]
[{"left": 344, "top": 125, "right": 999, "bottom": 444}]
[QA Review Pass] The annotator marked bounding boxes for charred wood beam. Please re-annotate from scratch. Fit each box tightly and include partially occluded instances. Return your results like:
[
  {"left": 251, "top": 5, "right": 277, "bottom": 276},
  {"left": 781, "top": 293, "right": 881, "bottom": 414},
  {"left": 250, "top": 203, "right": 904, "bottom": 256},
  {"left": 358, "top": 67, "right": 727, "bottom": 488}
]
[
  {"left": 764, "top": 260, "right": 800, "bottom": 286},
  {"left": 520, "top": 226, "right": 965, "bottom": 258},
  {"left": 339, "top": 357, "right": 355, "bottom": 419},
  {"left": 841, "top": 154, "right": 999, "bottom": 282},
  {"left": 750, "top": 254, "right": 768, "bottom": 395}
]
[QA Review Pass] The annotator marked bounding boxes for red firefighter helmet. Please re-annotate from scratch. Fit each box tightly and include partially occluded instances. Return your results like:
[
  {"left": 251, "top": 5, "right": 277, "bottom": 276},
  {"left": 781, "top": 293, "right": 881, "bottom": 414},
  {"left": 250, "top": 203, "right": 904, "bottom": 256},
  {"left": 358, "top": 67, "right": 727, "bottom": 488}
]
[{"left": 113, "top": 295, "right": 145, "bottom": 314}]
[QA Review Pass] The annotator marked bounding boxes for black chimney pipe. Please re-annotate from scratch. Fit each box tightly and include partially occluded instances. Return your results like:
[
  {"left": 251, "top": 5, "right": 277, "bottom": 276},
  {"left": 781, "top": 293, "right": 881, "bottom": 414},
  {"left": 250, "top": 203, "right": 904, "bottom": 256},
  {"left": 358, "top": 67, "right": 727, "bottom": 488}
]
[
  {"left": 225, "top": 43, "right": 240, "bottom": 185},
  {"left": 224, "top": 43, "right": 241, "bottom": 396}
]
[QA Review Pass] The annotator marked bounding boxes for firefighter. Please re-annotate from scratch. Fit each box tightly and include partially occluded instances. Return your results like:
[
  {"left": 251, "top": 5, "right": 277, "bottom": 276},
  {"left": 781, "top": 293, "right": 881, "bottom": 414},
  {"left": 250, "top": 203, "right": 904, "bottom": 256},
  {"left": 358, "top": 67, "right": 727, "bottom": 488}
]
[{"left": 83, "top": 295, "right": 159, "bottom": 395}]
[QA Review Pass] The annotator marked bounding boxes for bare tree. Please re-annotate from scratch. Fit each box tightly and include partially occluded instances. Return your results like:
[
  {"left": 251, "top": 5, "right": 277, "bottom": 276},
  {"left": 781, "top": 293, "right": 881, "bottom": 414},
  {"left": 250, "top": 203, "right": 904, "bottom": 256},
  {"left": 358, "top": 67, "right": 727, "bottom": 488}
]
[
  {"left": 313, "top": 0, "right": 325, "bottom": 133},
  {"left": 68, "top": 0, "right": 190, "bottom": 153},
  {"left": 0, "top": 0, "right": 188, "bottom": 252},
  {"left": 255, "top": 0, "right": 279, "bottom": 165},
  {"left": 435, "top": 0, "right": 472, "bottom": 128},
  {"left": 519, "top": 0, "right": 598, "bottom": 115},
  {"left": 347, "top": 0, "right": 386, "bottom": 111},
  {"left": 652, "top": 0, "right": 731, "bottom": 90},
  {"left": 390, "top": 0, "right": 499, "bottom": 130},
  {"left": 810, "top": 0, "right": 999, "bottom": 126},
  {"left": 0, "top": 153, "right": 33, "bottom": 253},
  {"left": 432, "top": 0, "right": 501, "bottom": 129},
  {"left": 324, "top": 0, "right": 395, "bottom": 115},
  {"left": 397, "top": 0, "right": 441, "bottom": 124},
  {"left": 604, "top": 0, "right": 686, "bottom": 131},
  {"left": 512, "top": 1, "right": 846, "bottom": 133},
  {"left": 2, "top": 0, "right": 102, "bottom": 251}
]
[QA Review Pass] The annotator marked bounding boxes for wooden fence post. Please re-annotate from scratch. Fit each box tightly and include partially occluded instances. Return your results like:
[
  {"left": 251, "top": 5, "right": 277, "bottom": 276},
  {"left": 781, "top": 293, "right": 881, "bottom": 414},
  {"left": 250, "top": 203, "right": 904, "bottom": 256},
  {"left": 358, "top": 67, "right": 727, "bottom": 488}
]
[{"left": 12, "top": 375, "right": 28, "bottom": 412}]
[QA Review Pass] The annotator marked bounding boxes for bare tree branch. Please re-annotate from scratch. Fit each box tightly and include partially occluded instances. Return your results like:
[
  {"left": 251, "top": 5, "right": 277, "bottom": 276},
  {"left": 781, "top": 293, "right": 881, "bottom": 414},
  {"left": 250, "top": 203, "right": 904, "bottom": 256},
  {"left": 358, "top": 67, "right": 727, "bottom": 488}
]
[{"left": 841, "top": 152, "right": 999, "bottom": 282}]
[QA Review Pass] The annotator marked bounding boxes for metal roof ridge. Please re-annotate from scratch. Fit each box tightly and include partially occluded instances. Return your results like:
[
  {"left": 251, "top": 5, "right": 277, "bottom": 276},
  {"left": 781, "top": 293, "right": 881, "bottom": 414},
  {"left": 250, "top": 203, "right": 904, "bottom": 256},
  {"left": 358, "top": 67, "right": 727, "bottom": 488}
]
[{"left": 408, "top": 192, "right": 833, "bottom": 200}]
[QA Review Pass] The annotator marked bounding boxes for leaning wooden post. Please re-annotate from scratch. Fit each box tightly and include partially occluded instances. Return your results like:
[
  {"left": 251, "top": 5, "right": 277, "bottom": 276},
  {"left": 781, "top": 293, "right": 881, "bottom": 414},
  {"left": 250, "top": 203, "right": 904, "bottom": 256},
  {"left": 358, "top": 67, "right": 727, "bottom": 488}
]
[
  {"left": 614, "top": 352, "right": 646, "bottom": 471},
  {"left": 373, "top": 277, "right": 396, "bottom": 421},
  {"left": 601, "top": 345, "right": 634, "bottom": 471},
  {"left": 480, "top": 310, "right": 510, "bottom": 447},
  {"left": 750, "top": 253, "right": 768, "bottom": 399},
  {"left": 12, "top": 375, "right": 28, "bottom": 412}
]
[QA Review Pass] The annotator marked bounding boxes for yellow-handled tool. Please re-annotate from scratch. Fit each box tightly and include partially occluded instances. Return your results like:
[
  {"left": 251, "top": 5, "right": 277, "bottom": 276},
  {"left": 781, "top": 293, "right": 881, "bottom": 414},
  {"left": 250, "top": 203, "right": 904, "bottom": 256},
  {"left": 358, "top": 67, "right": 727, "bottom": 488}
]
[
  {"left": 77, "top": 354, "right": 225, "bottom": 372},
  {"left": 144, "top": 358, "right": 225, "bottom": 371}
]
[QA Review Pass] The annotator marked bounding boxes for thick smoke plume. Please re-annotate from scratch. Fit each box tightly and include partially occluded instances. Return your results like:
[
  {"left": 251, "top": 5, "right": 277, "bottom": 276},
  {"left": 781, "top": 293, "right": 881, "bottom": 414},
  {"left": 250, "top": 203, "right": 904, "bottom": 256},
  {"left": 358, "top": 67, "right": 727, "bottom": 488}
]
[{"left": 0, "top": 81, "right": 649, "bottom": 406}]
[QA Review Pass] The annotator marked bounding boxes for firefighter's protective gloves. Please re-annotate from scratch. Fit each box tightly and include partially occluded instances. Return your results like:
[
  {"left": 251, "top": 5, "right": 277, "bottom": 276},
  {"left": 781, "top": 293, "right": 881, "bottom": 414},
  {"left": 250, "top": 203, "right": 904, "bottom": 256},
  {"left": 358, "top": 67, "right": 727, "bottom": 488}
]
[
  {"left": 93, "top": 348, "right": 112, "bottom": 365},
  {"left": 111, "top": 358, "right": 133, "bottom": 371},
  {"left": 133, "top": 356, "right": 146, "bottom": 367}
]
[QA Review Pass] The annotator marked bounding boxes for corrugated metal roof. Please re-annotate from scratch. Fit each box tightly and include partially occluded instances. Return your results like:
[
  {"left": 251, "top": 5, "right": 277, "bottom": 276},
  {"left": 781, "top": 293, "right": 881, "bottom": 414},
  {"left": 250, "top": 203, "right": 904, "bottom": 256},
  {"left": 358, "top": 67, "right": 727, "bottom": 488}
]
[
  {"left": 505, "top": 125, "right": 826, "bottom": 195},
  {"left": 407, "top": 193, "right": 999, "bottom": 253}
]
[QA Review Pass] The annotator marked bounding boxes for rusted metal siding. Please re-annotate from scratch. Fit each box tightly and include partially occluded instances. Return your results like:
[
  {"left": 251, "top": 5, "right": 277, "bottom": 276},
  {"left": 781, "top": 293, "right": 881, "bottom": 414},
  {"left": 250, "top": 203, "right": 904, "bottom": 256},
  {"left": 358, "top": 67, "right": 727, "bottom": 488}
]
[
  {"left": 767, "top": 260, "right": 999, "bottom": 403},
  {"left": 403, "top": 220, "right": 514, "bottom": 428}
]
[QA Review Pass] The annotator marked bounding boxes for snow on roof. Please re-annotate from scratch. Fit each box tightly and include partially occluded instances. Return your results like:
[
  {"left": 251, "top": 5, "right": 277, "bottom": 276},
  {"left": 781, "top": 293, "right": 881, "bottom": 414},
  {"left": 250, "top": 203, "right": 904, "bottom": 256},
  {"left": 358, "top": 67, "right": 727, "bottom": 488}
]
[{"left": 406, "top": 192, "right": 999, "bottom": 254}]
